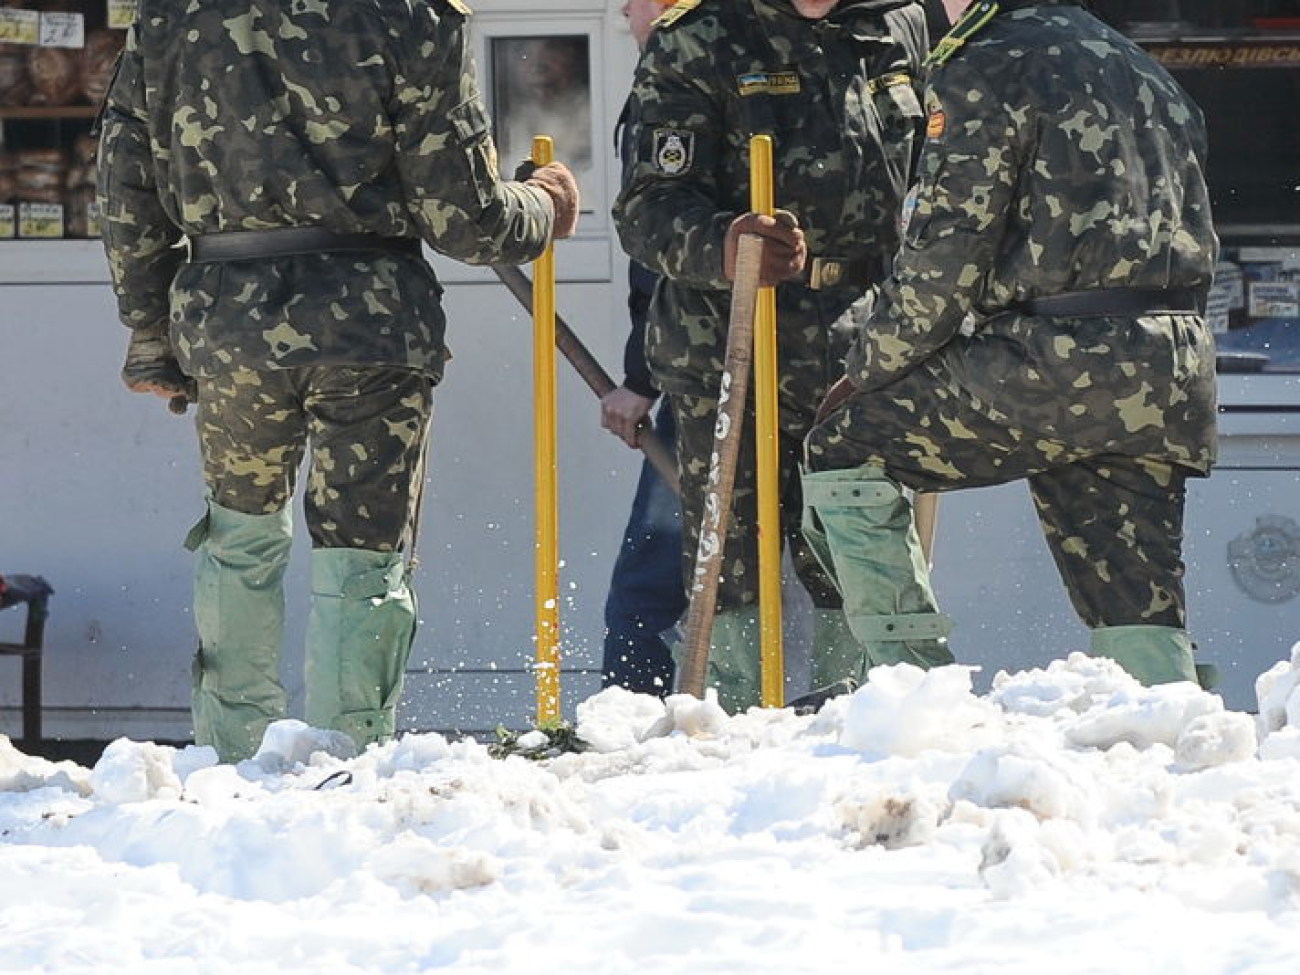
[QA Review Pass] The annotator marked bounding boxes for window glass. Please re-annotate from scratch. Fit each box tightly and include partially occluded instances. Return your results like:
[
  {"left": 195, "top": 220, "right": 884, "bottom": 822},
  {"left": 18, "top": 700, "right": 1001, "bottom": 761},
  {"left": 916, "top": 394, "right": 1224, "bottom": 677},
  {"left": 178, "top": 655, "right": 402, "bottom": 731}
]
[
  {"left": 1092, "top": 1, "right": 1300, "bottom": 373},
  {"left": 490, "top": 36, "right": 593, "bottom": 182}
]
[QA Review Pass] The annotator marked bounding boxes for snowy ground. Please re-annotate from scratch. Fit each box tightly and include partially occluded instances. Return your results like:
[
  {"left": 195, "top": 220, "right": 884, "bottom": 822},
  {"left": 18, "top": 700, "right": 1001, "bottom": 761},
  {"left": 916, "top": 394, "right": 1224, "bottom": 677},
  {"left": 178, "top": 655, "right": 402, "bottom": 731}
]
[{"left": 4, "top": 649, "right": 1300, "bottom": 974}]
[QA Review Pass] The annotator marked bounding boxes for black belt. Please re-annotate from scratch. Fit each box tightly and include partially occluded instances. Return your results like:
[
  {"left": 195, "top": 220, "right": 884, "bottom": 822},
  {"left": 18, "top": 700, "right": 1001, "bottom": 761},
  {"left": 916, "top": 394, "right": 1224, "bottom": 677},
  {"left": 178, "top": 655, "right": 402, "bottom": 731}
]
[
  {"left": 795, "top": 255, "right": 878, "bottom": 291},
  {"left": 188, "top": 227, "right": 422, "bottom": 262},
  {"left": 1019, "top": 287, "right": 1200, "bottom": 317}
]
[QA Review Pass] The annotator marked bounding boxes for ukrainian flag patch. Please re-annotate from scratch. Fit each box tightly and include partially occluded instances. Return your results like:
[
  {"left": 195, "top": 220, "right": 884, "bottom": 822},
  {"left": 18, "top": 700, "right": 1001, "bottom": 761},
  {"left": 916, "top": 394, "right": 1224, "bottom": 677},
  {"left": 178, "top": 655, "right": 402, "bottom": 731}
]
[{"left": 736, "top": 71, "right": 800, "bottom": 97}]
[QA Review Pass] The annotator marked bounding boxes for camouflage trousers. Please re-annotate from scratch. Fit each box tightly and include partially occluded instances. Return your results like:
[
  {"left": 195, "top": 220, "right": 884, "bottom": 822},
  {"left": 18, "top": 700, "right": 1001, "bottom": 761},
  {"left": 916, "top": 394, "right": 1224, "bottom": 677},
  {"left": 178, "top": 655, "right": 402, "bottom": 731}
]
[
  {"left": 672, "top": 391, "right": 841, "bottom": 613},
  {"left": 805, "top": 375, "right": 1191, "bottom": 629},
  {"left": 194, "top": 365, "right": 433, "bottom": 550}
]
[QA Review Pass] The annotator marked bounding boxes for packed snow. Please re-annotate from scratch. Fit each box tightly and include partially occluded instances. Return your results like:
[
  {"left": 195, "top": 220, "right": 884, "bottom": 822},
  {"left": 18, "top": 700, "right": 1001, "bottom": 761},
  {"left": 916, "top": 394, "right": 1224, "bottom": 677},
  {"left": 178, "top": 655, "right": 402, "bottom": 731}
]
[{"left": 5, "top": 649, "right": 1300, "bottom": 973}]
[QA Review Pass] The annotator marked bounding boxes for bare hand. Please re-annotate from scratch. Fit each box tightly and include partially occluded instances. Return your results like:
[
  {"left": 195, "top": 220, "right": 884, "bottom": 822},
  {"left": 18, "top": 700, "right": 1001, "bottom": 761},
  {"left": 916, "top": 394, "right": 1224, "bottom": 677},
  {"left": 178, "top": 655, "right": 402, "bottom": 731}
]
[
  {"left": 600, "top": 386, "right": 655, "bottom": 448},
  {"left": 126, "top": 378, "right": 182, "bottom": 399},
  {"left": 723, "top": 209, "right": 807, "bottom": 287}
]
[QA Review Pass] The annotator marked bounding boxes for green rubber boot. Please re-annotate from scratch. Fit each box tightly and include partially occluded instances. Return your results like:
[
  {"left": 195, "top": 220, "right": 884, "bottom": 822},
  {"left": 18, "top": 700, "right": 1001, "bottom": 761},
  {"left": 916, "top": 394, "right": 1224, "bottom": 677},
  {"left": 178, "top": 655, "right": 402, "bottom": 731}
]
[
  {"left": 305, "top": 548, "right": 417, "bottom": 750},
  {"left": 705, "top": 606, "right": 763, "bottom": 715},
  {"left": 801, "top": 466, "right": 954, "bottom": 671},
  {"left": 1089, "top": 625, "right": 1199, "bottom": 686},
  {"left": 187, "top": 500, "right": 293, "bottom": 763},
  {"left": 810, "top": 608, "right": 869, "bottom": 689},
  {"left": 783, "top": 609, "right": 868, "bottom": 713}
]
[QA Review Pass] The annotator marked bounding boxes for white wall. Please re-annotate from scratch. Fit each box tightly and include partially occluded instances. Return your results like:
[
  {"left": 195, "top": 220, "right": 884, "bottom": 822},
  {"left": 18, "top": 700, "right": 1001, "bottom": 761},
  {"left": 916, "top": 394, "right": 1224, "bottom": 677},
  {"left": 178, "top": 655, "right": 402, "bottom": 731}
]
[
  {"left": 1, "top": 0, "right": 646, "bottom": 741},
  {"left": 0, "top": 252, "right": 644, "bottom": 739}
]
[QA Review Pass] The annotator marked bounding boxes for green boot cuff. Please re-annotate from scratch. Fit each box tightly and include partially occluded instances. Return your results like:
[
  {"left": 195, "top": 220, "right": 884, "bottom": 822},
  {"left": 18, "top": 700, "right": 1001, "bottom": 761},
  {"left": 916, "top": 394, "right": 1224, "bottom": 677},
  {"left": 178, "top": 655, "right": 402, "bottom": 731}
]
[
  {"left": 845, "top": 612, "right": 955, "bottom": 669},
  {"left": 1089, "top": 625, "right": 1198, "bottom": 686}
]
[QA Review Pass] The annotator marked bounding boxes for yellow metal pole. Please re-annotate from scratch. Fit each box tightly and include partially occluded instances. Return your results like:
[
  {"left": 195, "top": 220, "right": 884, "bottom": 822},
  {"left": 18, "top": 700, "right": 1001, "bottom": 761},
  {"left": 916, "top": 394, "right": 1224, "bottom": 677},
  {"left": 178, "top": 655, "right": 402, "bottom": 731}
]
[
  {"left": 750, "top": 135, "right": 784, "bottom": 708},
  {"left": 532, "top": 135, "right": 561, "bottom": 724}
]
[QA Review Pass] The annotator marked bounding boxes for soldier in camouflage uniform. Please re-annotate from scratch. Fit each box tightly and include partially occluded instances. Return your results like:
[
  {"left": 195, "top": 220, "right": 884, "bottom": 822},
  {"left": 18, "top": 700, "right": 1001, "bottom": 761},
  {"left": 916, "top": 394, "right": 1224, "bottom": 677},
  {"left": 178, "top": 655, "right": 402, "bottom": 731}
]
[
  {"left": 96, "top": 0, "right": 579, "bottom": 761},
  {"left": 612, "top": 0, "right": 932, "bottom": 712},
  {"left": 802, "top": 0, "right": 1218, "bottom": 686}
]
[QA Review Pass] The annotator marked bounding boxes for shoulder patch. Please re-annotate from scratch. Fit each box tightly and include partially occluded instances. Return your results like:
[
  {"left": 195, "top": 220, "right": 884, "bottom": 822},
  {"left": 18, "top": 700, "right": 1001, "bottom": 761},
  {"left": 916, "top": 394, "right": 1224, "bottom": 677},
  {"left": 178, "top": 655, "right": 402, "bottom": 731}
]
[
  {"left": 925, "top": 0, "right": 998, "bottom": 68},
  {"left": 652, "top": 128, "right": 695, "bottom": 176},
  {"left": 654, "top": 0, "right": 701, "bottom": 30}
]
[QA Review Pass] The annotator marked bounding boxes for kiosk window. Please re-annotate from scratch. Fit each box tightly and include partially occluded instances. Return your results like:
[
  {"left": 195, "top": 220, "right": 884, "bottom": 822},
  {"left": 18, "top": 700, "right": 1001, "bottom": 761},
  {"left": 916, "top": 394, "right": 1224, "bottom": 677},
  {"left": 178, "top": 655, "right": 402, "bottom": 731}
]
[
  {"left": 1092, "top": 1, "right": 1300, "bottom": 373},
  {"left": 1174, "top": 66, "right": 1300, "bottom": 230},
  {"left": 490, "top": 36, "right": 593, "bottom": 182}
]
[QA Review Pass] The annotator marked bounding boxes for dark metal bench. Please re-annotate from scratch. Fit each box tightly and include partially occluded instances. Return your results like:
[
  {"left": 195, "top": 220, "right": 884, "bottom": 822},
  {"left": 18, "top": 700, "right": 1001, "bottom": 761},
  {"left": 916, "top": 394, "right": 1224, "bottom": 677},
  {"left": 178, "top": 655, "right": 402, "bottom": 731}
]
[{"left": 0, "top": 574, "right": 53, "bottom": 746}]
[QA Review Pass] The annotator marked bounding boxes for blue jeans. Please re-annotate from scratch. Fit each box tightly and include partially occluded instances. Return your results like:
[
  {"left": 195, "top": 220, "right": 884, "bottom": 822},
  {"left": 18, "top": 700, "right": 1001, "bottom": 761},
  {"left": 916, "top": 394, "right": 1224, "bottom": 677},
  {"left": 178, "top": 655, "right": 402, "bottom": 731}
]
[{"left": 601, "top": 402, "right": 686, "bottom": 696}]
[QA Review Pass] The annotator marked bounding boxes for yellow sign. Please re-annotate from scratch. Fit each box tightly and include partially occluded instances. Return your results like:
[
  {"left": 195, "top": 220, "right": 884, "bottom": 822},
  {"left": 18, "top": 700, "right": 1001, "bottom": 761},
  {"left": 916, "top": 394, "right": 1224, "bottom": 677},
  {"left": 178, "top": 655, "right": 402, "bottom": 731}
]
[
  {"left": 0, "top": 8, "right": 41, "bottom": 45},
  {"left": 18, "top": 203, "right": 65, "bottom": 240},
  {"left": 108, "top": 0, "right": 138, "bottom": 31},
  {"left": 0, "top": 204, "right": 15, "bottom": 239}
]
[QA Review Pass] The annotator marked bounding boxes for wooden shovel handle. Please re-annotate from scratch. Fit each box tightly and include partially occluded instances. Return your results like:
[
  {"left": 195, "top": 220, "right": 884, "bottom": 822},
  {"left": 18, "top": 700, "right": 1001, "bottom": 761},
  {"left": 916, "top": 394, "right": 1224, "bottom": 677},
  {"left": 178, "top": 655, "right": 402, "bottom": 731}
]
[{"left": 677, "top": 233, "right": 765, "bottom": 699}]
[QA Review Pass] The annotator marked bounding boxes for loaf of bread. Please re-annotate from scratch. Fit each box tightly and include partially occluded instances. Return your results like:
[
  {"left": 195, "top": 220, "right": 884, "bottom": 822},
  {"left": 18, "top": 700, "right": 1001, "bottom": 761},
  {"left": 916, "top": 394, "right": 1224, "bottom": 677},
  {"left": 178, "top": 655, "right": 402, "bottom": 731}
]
[{"left": 27, "top": 45, "right": 81, "bottom": 105}]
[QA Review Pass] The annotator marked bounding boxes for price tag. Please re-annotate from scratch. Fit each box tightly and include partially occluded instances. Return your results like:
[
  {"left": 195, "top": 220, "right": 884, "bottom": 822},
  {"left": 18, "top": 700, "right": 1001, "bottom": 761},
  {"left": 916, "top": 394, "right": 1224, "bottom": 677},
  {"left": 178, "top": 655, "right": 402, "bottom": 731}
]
[
  {"left": 0, "top": 8, "right": 41, "bottom": 45},
  {"left": 108, "top": 0, "right": 137, "bottom": 31},
  {"left": 18, "top": 202, "right": 65, "bottom": 239},
  {"left": 1204, "top": 281, "right": 1232, "bottom": 334},
  {"left": 0, "top": 204, "right": 16, "bottom": 239},
  {"left": 1248, "top": 281, "right": 1300, "bottom": 319},
  {"left": 39, "top": 11, "right": 85, "bottom": 49}
]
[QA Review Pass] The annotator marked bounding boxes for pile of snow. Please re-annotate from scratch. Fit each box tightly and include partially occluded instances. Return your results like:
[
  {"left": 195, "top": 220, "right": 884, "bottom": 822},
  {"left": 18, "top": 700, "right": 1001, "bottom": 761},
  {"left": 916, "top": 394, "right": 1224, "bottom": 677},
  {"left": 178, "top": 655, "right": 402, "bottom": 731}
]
[{"left": 3, "top": 649, "right": 1300, "bottom": 972}]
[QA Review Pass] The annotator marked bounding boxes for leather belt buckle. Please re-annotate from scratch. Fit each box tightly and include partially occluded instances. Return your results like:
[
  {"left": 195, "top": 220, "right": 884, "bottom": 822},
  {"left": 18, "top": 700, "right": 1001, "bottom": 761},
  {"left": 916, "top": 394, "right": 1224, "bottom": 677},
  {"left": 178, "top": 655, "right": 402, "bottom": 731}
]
[{"left": 809, "top": 257, "right": 845, "bottom": 291}]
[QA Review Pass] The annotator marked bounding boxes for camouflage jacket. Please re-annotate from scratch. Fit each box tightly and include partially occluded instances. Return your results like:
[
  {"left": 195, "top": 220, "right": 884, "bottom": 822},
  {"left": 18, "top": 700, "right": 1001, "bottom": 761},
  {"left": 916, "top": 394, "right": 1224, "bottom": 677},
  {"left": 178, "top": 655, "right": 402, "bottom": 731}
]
[
  {"left": 844, "top": 0, "right": 1219, "bottom": 472},
  {"left": 612, "top": 0, "right": 929, "bottom": 401},
  {"left": 97, "top": 0, "right": 555, "bottom": 384}
]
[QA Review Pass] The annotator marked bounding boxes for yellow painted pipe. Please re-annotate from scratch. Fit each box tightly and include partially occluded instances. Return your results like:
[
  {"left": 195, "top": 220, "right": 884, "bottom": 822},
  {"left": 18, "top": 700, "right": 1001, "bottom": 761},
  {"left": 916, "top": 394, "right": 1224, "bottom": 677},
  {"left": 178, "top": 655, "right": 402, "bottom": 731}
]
[
  {"left": 750, "top": 135, "right": 784, "bottom": 709},
  {"left": 532, "top": 135, "right": 561, "bottom": 724}
]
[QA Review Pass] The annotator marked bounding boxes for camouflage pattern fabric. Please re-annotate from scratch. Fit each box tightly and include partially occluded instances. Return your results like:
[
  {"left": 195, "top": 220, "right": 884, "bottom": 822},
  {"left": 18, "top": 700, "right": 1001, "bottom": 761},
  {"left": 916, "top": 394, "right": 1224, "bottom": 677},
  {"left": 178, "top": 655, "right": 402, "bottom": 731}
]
[
  {"left": 806, "top": 0, "right": 1219, "bottom": 629},
  {"left": 612, "top": 0, "right": 930, "bottom": 610},
  {"left": 673, "top": 388, "right": 840, "bottom": 610},
  {"left": 194, "top": 365, "right": 432, "bottom": 551},
  {"left": 97, "top": 0, "right": 555, "bottom": 383}
]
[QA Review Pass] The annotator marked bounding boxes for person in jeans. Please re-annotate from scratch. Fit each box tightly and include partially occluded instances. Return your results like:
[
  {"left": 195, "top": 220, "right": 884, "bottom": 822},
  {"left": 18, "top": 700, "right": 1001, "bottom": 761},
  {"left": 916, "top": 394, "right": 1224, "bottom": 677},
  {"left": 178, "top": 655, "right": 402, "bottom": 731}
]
[{"left": 600, "top": 0, "right": 686, "bottom": 697}]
